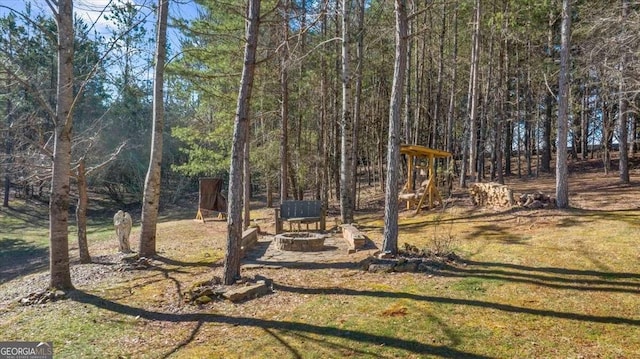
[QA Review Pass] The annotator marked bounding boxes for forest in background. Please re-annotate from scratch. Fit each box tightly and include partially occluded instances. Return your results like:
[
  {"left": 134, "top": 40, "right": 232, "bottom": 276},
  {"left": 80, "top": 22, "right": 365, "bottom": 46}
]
[
  {"left": 1, "top": 2, "right": 639, "bottom": 354},
  {"left": 1, "top": 0, "right": 638, "bottom": 208}
]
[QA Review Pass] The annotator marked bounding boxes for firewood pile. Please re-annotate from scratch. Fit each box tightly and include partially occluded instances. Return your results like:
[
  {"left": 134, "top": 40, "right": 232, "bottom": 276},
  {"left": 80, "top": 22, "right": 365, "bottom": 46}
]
[
  {"left": 469, "top": 182, "right": 515, "bottom": 207},
  {"left": 517, "top": 192, "right": 556, "bottom": 209}
]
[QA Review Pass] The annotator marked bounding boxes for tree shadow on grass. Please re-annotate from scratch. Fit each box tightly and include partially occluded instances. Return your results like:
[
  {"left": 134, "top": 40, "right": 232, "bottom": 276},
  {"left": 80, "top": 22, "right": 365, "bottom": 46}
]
[
  {"left": 436, "top": 259, "right": 640, "bottom": 294},
  {"left": 359, "top": 207, "right": 640, "bottom": 234},
  {"left": 243, "top": 258, "right": 365, "bottom": 270},
  {"left": 0, "top": 238, "right": 48, "bottom": 284},
  {"left": 263, "top": 328, "right": 303, "bottom": 359},
  {"left": 459, "top": 260, "right": 640, "bottom": 280},
  {"left": 160, "top": 320, "right": 204, "bottom": 359},
  {"left": 154, "top": 255, "right": 221, "bottom": 269},
  {"left": 0, "top": 204, "right": 48, "bottom": 232},
  {"left": 272, "top": 284, "right": 640, "bottom": 326},
  {"left": 68, "top": 290, "right": 494, "bottom": 359}
]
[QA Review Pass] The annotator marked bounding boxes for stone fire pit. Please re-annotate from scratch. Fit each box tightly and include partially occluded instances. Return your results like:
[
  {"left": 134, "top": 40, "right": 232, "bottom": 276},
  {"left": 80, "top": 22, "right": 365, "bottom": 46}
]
[{"left": 274, "top": 232, "right": 325, "bottom": 251}]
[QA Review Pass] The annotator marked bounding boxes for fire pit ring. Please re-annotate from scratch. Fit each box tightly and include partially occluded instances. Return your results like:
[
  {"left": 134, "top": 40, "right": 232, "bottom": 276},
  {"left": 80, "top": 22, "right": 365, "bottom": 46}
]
[{"left": 274, "top": 232, "right": 325, "bottom": 252}]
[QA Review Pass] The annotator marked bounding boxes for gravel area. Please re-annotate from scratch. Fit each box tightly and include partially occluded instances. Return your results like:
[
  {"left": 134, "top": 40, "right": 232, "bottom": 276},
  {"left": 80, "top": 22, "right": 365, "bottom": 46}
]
[{"left": 0, "top": 253, "right": 132, "bottom": 306}]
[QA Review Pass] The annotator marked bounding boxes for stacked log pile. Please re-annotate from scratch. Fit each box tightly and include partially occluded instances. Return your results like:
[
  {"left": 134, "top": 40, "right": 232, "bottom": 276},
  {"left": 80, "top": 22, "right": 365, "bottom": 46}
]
[
  {"left": 518, "top": 192, "right": 556, "bottom": 209},
  {"left": 469, "top": 182, "right": 514, "bottom": 207},
  {"left": 469, "top": 182, "right": 556, "bottom": 210}
]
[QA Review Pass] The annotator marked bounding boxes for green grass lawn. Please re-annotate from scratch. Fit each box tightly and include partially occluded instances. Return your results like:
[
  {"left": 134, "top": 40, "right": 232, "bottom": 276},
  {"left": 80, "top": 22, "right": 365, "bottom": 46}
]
[{"left": 1, "top": 189, "right": 639, "bottom": 358}]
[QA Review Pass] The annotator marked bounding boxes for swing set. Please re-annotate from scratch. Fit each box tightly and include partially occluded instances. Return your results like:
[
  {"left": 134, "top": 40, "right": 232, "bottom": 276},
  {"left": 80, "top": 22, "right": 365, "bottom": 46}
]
[{"left": 398, "top": 144, "right": 452, "bottom": 214}]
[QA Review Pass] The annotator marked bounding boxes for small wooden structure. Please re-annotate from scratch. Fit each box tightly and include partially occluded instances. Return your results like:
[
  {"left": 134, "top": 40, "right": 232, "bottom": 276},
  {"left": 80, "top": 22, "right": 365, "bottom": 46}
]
[
  {"left": 195, "top": 178, "right": 227, "bottom": 222},
  {"left": 399, "top": 145, "right": 452, "bottom": 214}
]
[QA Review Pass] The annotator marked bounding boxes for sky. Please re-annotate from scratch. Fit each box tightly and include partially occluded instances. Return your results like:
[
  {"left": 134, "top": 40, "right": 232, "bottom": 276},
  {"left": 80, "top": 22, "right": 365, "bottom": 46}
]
[
  {"left": 0, "top": 0, "right": 201, "bottom": 48},
  {"left": 0, "top": 0, "right": 202, "bottom": 97}
]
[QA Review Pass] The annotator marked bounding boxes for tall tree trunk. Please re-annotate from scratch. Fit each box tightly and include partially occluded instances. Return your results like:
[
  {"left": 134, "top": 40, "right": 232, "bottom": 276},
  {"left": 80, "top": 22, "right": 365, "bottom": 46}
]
[
  {"left": 517, "top": 86, "right": 522, "bottom": 179},
  {"left": 320, "top": 7, "right": 329, "bottom": 213},
  {"left": 581, "top": 86, "right": 589, "bottom": 160},
  {"left": 525, "top": 62, "right": 533, "bottom": 176},
  {"left": 243, "top": 131, "right": 251, "bottom": 230},
  {"left": 618, "top": 0, "right": 630, "bottom": 183},
  {"left": 3, "top": 25, "right": 12, "bottom": 208},
  {"left": 340, "top": 0, "right": 354, "bottom": 224},
  {"left": 494, "top": 3, "right": 508, "bottom": 184},
  {"left": 631, "top": 115, "right": 637, "bottom": 156},
  {"left": 446, "top": 2, "right": 458, "bottom": 155},
  {"left": 541, "top": 6, "right": 555, "bottom": 173},
  {"left": 76, "top": 159, "right": 91, "bottom": 264},
  {"left": 603, "top": 101, "right": 612, "bottom": 174},
  {"left": 49, "top": 0, "right": 75, "bottom": 290},
  {"left": 287, "top": 157, "right": 299, "bottom": 200},
  {"left": 333, "top": 8, "right": 341, "bottom": 200},
  {"left": 433, "top": 0, "right": 446, "bottom": 149},
  {"left": 414, "top": 8, "right": 426, "bottom": 147},
  {"left": 4, "top": 65, "right": 12, "bottom": 208},
  {"left": 382, "top": 0, "right": 407, "bottom": 255},
  {"left": 403, "top": 0, "right": 413, "bottom": 145},
  {"left": 351, "top": 0, "right": 365, "bottom": 210},
  {"left": 468, "top": 0, "right": 481, "bottom": 184},
  {"left": 377, "top": 120, "right": 385, "bottom": 191},
  {"left": 556, "top": 0, "right": 571, "bottom": 209},
  {"left": 542, "top": 93, "right": 553, "bottom": 172},
  {"left": 223, "top": 0, "right": 260, "bottom": 284},
  {"left": 139, "top": 0, "right": 168, "bottom": 258},
  {"left": 279, "top": 0, "right": 290, "bottom": 203},
  {"left": 504, "top": 119, "right": 512, "bottom": 176},
  {"left": 266, "top": 179, "right": 273, "bottom": 208},
  {"left": 446, "top": 3, "right": 458, "bottom": 181},
  {"left": 481, "top": 11, "right": 496, "bottom": 182}
]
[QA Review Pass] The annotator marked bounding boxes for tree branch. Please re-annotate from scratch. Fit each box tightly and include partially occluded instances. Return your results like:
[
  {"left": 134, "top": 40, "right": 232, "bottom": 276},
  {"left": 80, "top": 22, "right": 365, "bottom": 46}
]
[{"left": 0, "top": 61, "right": 57, "bottom": 122}]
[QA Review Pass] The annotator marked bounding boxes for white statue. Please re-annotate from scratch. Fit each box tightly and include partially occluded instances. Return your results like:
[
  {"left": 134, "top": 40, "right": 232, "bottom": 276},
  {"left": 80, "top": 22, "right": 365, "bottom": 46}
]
[{"left": 113, "top": 210, "right": 132, "bottom": 253}]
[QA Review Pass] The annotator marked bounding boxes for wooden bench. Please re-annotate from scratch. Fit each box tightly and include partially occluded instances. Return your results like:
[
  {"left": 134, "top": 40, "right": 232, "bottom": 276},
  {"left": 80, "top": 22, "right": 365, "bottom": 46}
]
[{"left": 275, "top": 200, "right": 326, "bottom": 234}]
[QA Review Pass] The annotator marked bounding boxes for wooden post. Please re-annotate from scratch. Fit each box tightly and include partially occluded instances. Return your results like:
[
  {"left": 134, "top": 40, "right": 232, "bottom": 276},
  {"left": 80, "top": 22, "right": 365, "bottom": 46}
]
[
  {"left": 428, "top": 154, "right": 435, "bottom": 208},
  {"left": 406, "top": 153, "right": 413, "bottom": 209}
]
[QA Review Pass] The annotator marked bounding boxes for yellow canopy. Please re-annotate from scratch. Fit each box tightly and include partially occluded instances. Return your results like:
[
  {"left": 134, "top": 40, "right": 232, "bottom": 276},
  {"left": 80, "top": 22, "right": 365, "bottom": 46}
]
[{"left": 400, "top": 144, "right": 452, "bottom": 159}]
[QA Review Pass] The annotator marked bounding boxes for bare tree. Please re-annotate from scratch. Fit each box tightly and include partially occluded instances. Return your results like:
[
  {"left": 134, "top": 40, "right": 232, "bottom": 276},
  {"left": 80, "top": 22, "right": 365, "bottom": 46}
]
[
  {"left": 223, "top": 0, "right": 261, "bottom": 285},
  {"left": 139, "top": 0, "right": 169, "bottom": 258},
  {"left": 381, "top": 0, "right": 408, "bottom": 255},
  {"left": 340, "top": 0, "right": 355, "bottom": 224},
  {"left": 243, "top": 130, "right": 251, "bottom": 229},
  {"left": 556, "top": 0, "right": 571, "bottom": 208},
  {"left": 351, "top": 0, "right": 365, "bottom": 209},
  {"left": 446, "top": 2, "right": 459, "bottom": 155},
  {"left": 279, "top": 0, "right": 290, "bottom": 203},
  {"left": 467, "top": 0, "right": 481, "bottom": 184},
  {"left": 3, "top": 26, "right": 13, "bottom": 208},
  {"left": 76, "top": 159, "right": 90, "bottom": 264},
  {"left": 618, "top": 0, "right": 630, "bottom": 183},
  {"left": 45, "top": 0, "right": 74, "bottom": 290},
  {"left": 75, "top": 141, "right": 126, "bottom": 264},
  {"left": 541, "top": 5, "right": 556, "bottom": 173}
]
